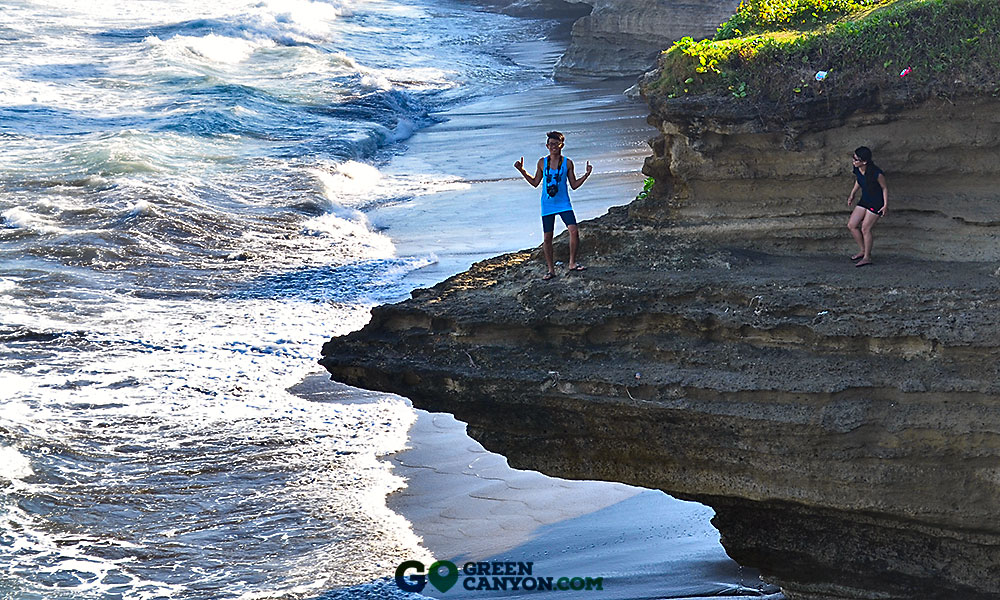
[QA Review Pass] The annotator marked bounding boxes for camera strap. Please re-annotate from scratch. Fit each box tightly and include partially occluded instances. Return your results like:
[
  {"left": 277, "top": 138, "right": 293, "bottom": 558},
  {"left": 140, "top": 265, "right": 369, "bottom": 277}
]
[{"left": 545, "top": 156, "right": 562, "bottom": 196}]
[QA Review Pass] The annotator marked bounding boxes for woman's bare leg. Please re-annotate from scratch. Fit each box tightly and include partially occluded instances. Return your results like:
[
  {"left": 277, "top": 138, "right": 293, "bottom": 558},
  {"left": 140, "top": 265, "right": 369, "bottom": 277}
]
[
  {"left": 847, "top": 206, "right": 867, "bottom": 259},
  {"left": 855, "top": 210, "right": 881, "bottom": 266}
]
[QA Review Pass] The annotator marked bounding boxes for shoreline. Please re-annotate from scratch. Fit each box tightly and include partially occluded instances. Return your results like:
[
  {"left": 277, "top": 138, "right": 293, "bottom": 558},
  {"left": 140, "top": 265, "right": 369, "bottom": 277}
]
[
  {"left": 369, "top": 37, "right": 652, "bottom": 289},
  {"left": 304, "top": 34, "right": 777, "bottom": 599}
]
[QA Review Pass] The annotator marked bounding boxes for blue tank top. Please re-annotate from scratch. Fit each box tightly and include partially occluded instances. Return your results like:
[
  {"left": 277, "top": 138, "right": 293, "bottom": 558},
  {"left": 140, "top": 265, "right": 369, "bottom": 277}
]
[{"left": 540, "top": 156, "right": 573, "bottom": 216}]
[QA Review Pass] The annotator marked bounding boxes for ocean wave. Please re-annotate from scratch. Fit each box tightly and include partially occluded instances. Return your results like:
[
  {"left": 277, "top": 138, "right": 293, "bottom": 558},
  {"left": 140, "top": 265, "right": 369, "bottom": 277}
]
[
  {"left": 144, "top": 32, "right": 273, "bottom": 64},
  {"left": 0, "top": 289, "right": 425, "bottom": 598},
  {"left": 101, "top": 0, "right": 351, "bottom": 47},
  {"left": 1, "top": 207, "right": 68, "bottom": 235},
  {"left": 233, "top": 255, "right": 435, "bottom": 304},
  {"left": 308, "top": 160, "right": 471, "bottom": 211}
]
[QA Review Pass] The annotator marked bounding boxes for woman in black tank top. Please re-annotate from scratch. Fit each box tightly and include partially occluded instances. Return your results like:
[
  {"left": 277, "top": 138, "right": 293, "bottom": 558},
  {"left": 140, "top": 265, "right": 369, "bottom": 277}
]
[{"left": 846, "top": 146, "right": 889, "bottom": 267}]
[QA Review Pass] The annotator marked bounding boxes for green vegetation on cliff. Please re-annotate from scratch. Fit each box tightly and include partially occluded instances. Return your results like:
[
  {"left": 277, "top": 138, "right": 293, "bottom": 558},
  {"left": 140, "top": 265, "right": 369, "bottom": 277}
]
[{"left": 646, "top": 0, "right": 1000, "bottom": 104}]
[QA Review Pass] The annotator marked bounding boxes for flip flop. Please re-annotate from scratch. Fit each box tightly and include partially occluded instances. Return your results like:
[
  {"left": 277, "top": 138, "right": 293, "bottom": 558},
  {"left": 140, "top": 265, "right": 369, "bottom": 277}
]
[
  {"left": 542, "top": 272, "right": 556, "bottom": 280},
  {"left": 854, "top": 260, "right": 872, "bottom": 268},
  {"left": 850, "top": 253, "right": 864, "bottom": 261},
  {"left": 568, "top": 265, "right": 586, "bottom": 272}
]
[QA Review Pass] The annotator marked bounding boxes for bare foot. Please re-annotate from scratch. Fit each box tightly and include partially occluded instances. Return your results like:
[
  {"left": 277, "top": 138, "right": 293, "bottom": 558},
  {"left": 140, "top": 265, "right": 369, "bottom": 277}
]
[
  {"left": 854, "top": 259, "right": 872, "bottom": 267},
  {"left": 850, "top": 253, "right": 864, "bottom": 261}
]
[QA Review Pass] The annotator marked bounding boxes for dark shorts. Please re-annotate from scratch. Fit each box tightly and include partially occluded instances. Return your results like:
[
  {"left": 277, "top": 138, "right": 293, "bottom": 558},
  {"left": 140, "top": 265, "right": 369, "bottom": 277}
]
[
  {"left": 542, "top": 210, "right": 577, "bottom": 233},
  {"left": 858, "top": 197, "right": 884, "bottom": 214}
]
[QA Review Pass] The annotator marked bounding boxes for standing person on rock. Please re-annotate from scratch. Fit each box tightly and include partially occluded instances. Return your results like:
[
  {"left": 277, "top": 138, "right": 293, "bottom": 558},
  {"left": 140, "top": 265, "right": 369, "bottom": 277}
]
[
  {"left": 846, "top": 146, "right": 888, "bottom": 267},
  {"left": 514, "top": 131, "right": 592, "bottom": 280}
]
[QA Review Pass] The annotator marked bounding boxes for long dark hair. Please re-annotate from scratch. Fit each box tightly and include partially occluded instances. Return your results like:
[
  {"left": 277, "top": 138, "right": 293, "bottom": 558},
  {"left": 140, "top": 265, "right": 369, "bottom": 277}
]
[{"left": 854, "top": 146, "right": 880, "bottom": 195}]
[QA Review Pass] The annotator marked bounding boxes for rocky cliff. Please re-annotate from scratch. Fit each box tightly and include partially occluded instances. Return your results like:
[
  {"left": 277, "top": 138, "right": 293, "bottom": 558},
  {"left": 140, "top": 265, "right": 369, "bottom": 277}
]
[
  {"left": 639, "top": 89, "right": 1000, "bottom": 261},
  {"left": 320, "top": 86, "right": 1000, "bottom": 599},
  {"left": 486, "top": 0, "right": 739, "bottom": 76},
  {"left": 555, "top": 0, "right": 740, "bottom": 76}
]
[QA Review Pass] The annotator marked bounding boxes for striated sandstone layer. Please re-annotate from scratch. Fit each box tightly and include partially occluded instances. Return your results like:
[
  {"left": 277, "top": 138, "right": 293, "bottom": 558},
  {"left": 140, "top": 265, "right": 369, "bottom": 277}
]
[
  {"left": 476, "top": 0, "right": 739, "bottom": 76},
  {"left": 639, "top": 90, "right": 1000, "bottom": 261},
  {"left": 321, "top": 92, "right": 1000, "bottom": 600},
  {"left": 556, "top": 0, "right": 740, "bottom": 76}
]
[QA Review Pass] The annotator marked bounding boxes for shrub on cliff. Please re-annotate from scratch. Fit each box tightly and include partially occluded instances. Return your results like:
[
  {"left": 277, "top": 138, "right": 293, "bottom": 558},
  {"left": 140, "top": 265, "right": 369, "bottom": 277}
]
[
  {"left": 716, "top": 0, "right": 881, "bottom": 39},
  {"left": 646, "top": 0, "right": 1000, "bottom": 106}
]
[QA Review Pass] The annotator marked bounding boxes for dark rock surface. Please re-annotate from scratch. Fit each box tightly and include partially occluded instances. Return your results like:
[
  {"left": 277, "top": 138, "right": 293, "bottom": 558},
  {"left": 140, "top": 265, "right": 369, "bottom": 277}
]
[{"left": 321, "top": 89, "right": 1000, "bottom": 599}]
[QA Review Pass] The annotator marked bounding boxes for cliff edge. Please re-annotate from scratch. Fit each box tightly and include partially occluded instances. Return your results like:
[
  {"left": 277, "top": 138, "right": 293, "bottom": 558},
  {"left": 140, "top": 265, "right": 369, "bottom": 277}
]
[
  {"left": 478, "top": 0, "right": 739, "bottom": 77},
  {"left": 321, "top": 2, "right": 1000, "bottom": 598}
]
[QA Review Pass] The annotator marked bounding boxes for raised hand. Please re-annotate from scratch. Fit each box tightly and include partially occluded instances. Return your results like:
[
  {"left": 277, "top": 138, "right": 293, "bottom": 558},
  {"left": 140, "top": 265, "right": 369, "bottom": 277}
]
[
  {"left": 514, "top": 157, "right": 524, "bottom": 171},
  {"left": 585, "top": 161, "right": 592, "bottom": 174}
]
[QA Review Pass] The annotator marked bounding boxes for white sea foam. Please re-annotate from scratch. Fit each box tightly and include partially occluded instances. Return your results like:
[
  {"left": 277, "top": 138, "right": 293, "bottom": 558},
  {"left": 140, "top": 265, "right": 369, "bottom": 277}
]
[
  {"left": 390, "top": 118, "right": 416, "bottom": 142},
  {"left": 0, "top": 446, "right": 33, "bottom": 480},
  {"left": 310, "top": 161, "right": 471, "bottom": 211},
  {"left": 146, "top": 33, "right": 273, "bottom": 64},
  {"left": 360, "top": 71, "right": 393, "bottom": 91},
  {"left": 0, "top": 500, "right": 186, "bottom": 599},
  {"left": 126, "top": 199, "right": 153, "bottom": 217},
  {"left": 252, "top": 0, "right": 350, "bottom": 42},
  {"left": 1, "top": 207, "right": 66, "bottom": 234},
  {"left": 0, "top": 67, "right": 68, "bottom": 106},
  {"left": 312, "top": 160, "right": 384, "bottom": 200},
  {"left": 300, "top": 212, "right": 396, "bottom": 259},
  {"left": 0, "top": 285, "right": 429, "bottom": 596}
]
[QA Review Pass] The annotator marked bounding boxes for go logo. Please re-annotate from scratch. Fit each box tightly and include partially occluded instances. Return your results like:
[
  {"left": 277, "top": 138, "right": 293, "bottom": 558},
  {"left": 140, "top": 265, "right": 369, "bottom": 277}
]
[{"left": 395, "top": 560, "right": 460, "bottom": 593}]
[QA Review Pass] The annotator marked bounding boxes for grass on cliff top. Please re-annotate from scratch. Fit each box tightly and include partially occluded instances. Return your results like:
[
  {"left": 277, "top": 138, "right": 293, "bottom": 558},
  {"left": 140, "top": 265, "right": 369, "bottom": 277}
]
[{"left": 647, "top": 0, "right": 1000, "bottom": 105}]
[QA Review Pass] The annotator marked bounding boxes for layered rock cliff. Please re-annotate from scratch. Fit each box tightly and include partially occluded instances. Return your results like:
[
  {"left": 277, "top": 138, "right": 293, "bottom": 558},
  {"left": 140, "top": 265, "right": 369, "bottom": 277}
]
[
  {"left": 638, "top": 90, "right": 1000, "bottom": 262},
  {"left": 555, "top": 0, "right": 741, "bottom": 76},
  {"left": 320, "top": 11, "right": 1000, "bottom": 588},
  {"left": 481, "top": 0, "right": 739, "bottom": 76}
]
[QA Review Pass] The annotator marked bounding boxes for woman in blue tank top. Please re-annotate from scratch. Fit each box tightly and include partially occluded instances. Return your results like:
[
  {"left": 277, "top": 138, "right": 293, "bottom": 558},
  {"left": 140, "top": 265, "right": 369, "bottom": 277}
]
[
  {"left": 846, "top": 146, "right": 888, "bottom": 267},
  {"left": 514, "top": 131, "right": 593, "bottom": 280}
]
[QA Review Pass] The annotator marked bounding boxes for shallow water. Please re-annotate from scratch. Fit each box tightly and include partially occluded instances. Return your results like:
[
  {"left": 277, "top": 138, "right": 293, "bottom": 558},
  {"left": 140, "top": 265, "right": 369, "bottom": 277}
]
[
  {"left": 0, "top": 1, "right": 559, "bottom": 597},
  {"left": 1, "top": 1, "right": 775, "bottom": 599}
]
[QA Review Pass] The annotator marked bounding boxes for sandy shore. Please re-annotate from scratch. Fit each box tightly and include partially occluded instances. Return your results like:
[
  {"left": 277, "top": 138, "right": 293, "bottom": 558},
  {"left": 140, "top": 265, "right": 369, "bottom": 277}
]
[
  {"left": 388, "top": 409, "right": 779, "bottom": 600},
  {"left": 291, "top": 374, "right": 777, "bottom": 599}
]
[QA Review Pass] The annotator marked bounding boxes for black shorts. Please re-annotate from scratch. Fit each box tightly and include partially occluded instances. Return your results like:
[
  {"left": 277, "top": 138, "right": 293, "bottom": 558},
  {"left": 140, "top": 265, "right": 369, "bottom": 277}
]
[
  {"left": 858, "top": 197, "right": 884, "bottom": 214},
  {"left": 541, "top": 210, "right": 577, "bottom": 233}
]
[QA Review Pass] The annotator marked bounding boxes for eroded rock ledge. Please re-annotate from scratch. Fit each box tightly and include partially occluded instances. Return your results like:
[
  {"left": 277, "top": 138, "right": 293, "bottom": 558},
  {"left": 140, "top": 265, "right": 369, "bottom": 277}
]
[{"left": 321, "top": 93, "right": 1000, "bottom": 599}]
